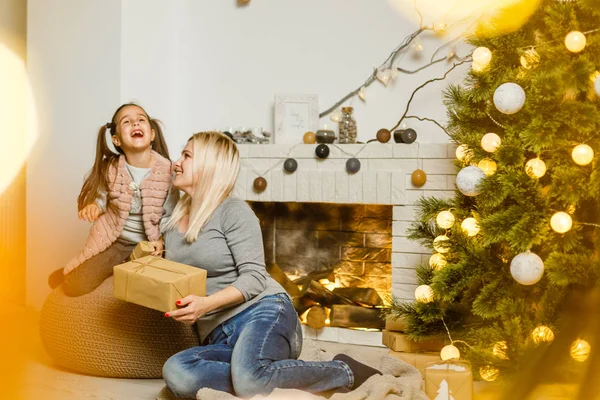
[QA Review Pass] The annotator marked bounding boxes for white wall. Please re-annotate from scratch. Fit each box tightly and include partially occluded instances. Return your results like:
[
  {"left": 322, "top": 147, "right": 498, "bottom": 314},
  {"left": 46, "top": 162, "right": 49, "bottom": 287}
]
[{"left": 27, "top": 0, "right": 468, "bottom": 309}]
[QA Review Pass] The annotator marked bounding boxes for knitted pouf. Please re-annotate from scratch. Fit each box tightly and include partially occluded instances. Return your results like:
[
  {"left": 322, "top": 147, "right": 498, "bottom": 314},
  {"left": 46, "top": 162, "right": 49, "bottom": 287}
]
[{"left": 40, "top": 276, "right": 200, "bottom": 378}]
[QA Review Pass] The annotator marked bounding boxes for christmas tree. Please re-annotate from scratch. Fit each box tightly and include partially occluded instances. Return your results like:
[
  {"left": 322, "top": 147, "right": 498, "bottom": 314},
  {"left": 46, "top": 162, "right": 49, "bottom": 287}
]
[{"left": 388, "top": 0, "right": 600, "bottom": 381}]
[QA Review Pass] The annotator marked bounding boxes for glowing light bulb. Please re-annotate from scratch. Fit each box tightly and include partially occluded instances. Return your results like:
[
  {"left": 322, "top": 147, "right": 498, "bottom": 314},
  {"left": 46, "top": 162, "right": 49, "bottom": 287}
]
[
  {"left": 415, "top": 285, "right": 434, "bottom": 303},
  {"left": 330, "top": 110, "right": 342, "bottom": 123},
  {"left": 531, "top": 325, "right": 554, "bottom": 344},
  {"left": 455, "top": 144, "right": 470, "bottom": 162},
  {"left": 570, "top": 339, "right": 591, "bottom": 362},
  {"left": 492, "top": 341, "right": 509, "bottom": 360},
  {"left": 479, "top": 366, "right": 500, "bottom": 382},
  {"left": 478, "top": 158, "right": 497, "bottom": 176},
  {"left": 481, "top": 133, "right": 501, "bottom": 153},
  {"left": 436, "top": 211, "right": 455, "bottom": 229},
  {"left": 472, "top": 47, "right": 492, "bottom": 67},
  {"left": 429, "top": 253, "right": 447, "bottom": 270},
  {"left": 550, "top": 212, "right": 573, "bottom": 234},
  {"left": 461, "top": 217, "right": 480, "bottom": 237},
  {"left": 525, "top": 158, "right": 546, "bottom": 178},
  {"left": 520, "top": 48, "right": 540, "bottom": 69},
  {"left": 572, "top": 144, "right": 594, "bottom": 166},
  {"left": 358, "top": 87, "right": 366, "bottom": 101},
  {"left": 433, "top": 235, "right": 450, "bottom": 253},
  {"left": 565, "top": 31, "right": 586, "bottom": 53},
  {"left": 440, "top": 344, "right": 460, "bottom": 360}
]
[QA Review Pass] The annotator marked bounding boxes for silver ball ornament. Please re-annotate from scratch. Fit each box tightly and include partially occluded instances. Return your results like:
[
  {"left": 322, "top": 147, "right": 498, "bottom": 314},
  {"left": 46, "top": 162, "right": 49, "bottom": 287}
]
[
  {"left": 456, "top": 166, "right": 486, "bottom": 196},
  {"left": 493, "top": 82, "right": 526, "bottom": 114},
  {"left": 510, "top": 251, "right": 544, "bottom": 285}
]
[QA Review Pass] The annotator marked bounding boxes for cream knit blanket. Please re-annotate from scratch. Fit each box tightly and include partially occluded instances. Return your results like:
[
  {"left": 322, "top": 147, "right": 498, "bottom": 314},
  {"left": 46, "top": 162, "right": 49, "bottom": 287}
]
[{"left": 157, "top": 340, "right": 428, "bottom": 400}]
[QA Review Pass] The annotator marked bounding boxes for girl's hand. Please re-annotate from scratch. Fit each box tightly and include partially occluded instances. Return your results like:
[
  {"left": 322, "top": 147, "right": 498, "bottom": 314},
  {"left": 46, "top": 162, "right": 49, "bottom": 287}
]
[
  {"left": 150, "top": 238, "right": 164, "bottom": 256},
  {"left": 165, "top": 295, "right": 214, "bottom": 325},
  {"left": 78, "top": 203, "right": 101, "bottom": 222}
]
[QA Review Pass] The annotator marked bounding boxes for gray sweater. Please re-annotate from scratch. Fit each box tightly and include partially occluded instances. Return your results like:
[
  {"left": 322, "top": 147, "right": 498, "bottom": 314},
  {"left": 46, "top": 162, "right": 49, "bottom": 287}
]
[{"left": 163, "top": 197, "right": 286, "bottom": 342}]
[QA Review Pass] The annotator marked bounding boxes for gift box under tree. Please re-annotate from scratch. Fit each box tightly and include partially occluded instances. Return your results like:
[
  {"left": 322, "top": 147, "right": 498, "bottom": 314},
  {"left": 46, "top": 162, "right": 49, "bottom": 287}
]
[
  {"left": 425, "top": 360, "right": 473, "bottom": 400},
  {"left": 113, "top": 255, "right": 207, "bottom": 313}
]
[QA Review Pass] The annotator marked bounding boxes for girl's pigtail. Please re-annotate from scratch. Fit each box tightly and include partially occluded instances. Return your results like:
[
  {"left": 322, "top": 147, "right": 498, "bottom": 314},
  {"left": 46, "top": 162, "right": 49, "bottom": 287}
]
[
  {"left": 150, "top": 118, "right": 171, "bottom": 161},
  {"left": 77, "top": 124, "right": 119, "bottom": 211}
]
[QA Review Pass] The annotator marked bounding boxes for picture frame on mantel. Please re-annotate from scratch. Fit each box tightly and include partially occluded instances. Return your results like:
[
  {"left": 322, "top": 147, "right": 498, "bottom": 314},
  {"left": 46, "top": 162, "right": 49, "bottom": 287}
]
[{"left": 274, "top": 94, "right": 319, "bottom": 144}]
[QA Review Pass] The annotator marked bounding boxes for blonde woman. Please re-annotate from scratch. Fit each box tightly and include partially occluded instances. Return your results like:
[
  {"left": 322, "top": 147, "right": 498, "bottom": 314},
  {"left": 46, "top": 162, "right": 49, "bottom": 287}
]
[{"left": 160, "top": 132, "right": 381, "bottom": 398}]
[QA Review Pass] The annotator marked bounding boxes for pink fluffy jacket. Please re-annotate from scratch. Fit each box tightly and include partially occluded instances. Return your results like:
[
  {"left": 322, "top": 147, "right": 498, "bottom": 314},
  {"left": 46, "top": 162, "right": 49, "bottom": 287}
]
[{"left": 64, "top": 151, "right": 172, "bottom": 274}]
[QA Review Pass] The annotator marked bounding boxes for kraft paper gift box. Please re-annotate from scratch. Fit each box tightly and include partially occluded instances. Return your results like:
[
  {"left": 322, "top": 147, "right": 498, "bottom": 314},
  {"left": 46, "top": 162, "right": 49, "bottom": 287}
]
[
  {"left": 425, "top": 360, "right": 473, "bottom": 400},
  {"left": 113, "top": 255, "right": 207, "bottom": 313},
  {"left": 382, "top": 330, "right": 444, "bottom": 352},
  {"left": 385, "top": 315, "right": 408, "bottom": 332},
  {"left": 129, "top": 241, "right": 156, "bottom": 260}
]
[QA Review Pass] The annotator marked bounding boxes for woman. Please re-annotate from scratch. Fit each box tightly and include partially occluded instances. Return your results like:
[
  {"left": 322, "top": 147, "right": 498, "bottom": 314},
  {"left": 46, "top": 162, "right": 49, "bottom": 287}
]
[{"left": 160, "top": 132, "right": 381, "bottom": 398}]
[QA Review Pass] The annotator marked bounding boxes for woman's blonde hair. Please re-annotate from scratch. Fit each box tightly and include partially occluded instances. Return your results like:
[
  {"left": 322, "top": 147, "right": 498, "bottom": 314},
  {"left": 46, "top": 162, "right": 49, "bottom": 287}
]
[{"left": 164, "top": 132, "right": 240, "bottom": 242}]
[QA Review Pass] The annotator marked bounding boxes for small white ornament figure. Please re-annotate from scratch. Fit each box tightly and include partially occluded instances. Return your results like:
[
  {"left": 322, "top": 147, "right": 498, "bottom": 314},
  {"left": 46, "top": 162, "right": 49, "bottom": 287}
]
[
  {"left": 435, "top": 379, "right": 455, "bottom": 400},
  {"left": 456, "top": 166, "right": 486, "bottom": 196},
  {"left": 510, "top": 251, "right": 544, "bottom": 285},
  {"left": 493, "top": 82, "right": 526, "bottom": 114}
]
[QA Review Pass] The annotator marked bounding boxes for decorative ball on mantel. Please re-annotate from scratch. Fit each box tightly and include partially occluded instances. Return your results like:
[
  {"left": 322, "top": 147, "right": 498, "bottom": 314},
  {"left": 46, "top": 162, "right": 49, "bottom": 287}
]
[
  {"left": 283, "top": 158, "right": 298, "bottom": 173},
  {"left": 411, "top": 169, "right": 427, "bottom": 187},
  {"left": 253, "top": 177, "right": 267, "bottom": 193},
  {"left": 303, "top": 131, "right": 316, "bottom": 144},
  {"left": 493, "top": 82, "right": 526, "bottom": 114},
  {"left": 394, "top": 128, "right": 417, "bottom": 144},
  {"left": 456, "top": 166, "right": 485, "bottom": 196},
  {"left": 346, "top": 158, "right": 361, "bottom": 174},
  {"left": 376, "top": 128, "right": 391, "bottom": 143},
  {"left": 510, "top": 250, "right": 544, "bottom": 285},
  {"left": 315, "top": 144, "right": 330, "bottom": 159}
]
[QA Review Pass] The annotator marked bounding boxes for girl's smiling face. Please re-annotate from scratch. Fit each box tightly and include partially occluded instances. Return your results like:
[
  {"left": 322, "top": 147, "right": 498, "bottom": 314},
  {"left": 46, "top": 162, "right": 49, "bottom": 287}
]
[
  {"left": 173, "top": 140, "right": 194, "bottom": 194},
  {"left": 111, "top": 105, "right": 155, "bottom": 152}
]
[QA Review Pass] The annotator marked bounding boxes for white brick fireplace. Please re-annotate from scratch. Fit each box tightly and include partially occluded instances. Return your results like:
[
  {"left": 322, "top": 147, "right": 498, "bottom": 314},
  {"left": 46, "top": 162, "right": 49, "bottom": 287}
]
[{"left": 233, "top": 142, "right": 457, "bottom": 345}]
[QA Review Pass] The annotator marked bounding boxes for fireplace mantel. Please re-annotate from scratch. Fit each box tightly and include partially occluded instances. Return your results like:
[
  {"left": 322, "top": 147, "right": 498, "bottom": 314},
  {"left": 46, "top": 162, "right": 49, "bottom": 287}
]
[{"left": 235, "top": 142, "right": 457, "bottom": 345}]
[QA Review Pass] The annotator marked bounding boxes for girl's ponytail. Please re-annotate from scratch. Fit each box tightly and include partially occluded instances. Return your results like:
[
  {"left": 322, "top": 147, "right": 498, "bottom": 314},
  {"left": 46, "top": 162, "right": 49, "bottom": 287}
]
[
  {"left": 150, "top": 118, "right": 170, "bottom": 160},
  {"left": 77, "top": 124, "right": 119, "bottom": 211}
]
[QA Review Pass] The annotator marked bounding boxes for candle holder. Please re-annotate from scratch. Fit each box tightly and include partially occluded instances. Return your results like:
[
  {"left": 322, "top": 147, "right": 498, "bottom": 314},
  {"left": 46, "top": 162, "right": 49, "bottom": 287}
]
[{"left": 316, "top": 129, "right": 336, "bottom": 144}]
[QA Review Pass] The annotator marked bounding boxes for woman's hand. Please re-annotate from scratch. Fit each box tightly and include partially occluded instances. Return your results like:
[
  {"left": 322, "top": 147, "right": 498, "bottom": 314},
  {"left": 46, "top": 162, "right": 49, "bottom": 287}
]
[
  {"left": 78, "top": 203, "right": 101, "bottom": 222},
  {"left": 150, "top": 237, "right": 164, "bottom": 256},
  {"left": 165, "top": 295, "right": 214, "bottom": 325}
]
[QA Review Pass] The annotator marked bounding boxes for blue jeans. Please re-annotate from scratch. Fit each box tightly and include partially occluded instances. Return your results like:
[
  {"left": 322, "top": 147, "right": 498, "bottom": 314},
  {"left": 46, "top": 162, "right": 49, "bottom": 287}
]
[{"left": 162, "top": 294, "right": 353, "bottom": 398}]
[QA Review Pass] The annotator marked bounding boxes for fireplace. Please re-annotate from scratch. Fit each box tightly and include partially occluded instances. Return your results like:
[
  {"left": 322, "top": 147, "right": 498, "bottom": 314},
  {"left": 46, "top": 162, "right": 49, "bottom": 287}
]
[{"left": 234, "top": 142, "right": 456, "bottom": 345}]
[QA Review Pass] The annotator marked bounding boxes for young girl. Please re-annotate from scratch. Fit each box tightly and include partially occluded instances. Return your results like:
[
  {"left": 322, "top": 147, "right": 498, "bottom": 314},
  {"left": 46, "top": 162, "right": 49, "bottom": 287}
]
[
  {"left": 160, "top": 132, "right": 381, "bottom": 398},
  {"left": 49, "top": 103, "right": 178, "bottom": 296}
]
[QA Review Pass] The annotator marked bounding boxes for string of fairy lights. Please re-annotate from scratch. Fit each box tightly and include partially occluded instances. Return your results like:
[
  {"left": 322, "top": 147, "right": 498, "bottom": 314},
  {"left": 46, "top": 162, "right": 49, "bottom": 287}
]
[{"left": 411, "top": 27, "right": 600, "bottom": 380}]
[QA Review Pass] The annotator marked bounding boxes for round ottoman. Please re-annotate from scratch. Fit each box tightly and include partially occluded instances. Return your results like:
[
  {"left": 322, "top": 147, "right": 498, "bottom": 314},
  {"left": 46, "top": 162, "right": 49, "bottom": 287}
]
[{"left": 40, "top": 276, "right": 200, "bottom": 378}]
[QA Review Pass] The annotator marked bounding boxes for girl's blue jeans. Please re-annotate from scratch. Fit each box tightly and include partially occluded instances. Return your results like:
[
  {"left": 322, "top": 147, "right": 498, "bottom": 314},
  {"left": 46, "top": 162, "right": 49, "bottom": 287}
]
[{"left": 162, "top": 294, "right": 353, "bottom": 398}]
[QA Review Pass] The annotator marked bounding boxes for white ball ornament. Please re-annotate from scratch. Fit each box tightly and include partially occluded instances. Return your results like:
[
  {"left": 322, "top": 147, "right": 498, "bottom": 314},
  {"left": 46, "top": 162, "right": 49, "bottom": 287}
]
[
  {"left": 565, "top": 31, "right": 586, "bottom": 53},
  {"left": 493, "top": 82, "right": 526, "bottom": 114},
  {"left": 481, "top": 133, "right": 501, "bottom": 153},
  {"left": 510, "top": 251, "right": 544, "bottom": 285},
  {"left": 436, "top": 211, "right": 455, "bottom": 229},
  {"left": 572, "top": 144, "right": 594, "bottom": 166},
  {"left": 456, "top": 166, "right": 486, "bottom": 196}
]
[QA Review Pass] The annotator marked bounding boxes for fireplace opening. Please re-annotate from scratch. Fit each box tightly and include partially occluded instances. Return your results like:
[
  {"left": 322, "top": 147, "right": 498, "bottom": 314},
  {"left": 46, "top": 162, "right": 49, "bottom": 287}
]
[{"left": 249, "top": 202, "right": 392, "bottom": 331}]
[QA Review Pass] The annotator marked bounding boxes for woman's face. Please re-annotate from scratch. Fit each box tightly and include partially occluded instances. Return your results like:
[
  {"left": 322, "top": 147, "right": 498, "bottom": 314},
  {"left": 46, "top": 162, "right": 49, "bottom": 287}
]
[{"left": 173, "top": 141, "right": 194, "bottom": 194}]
